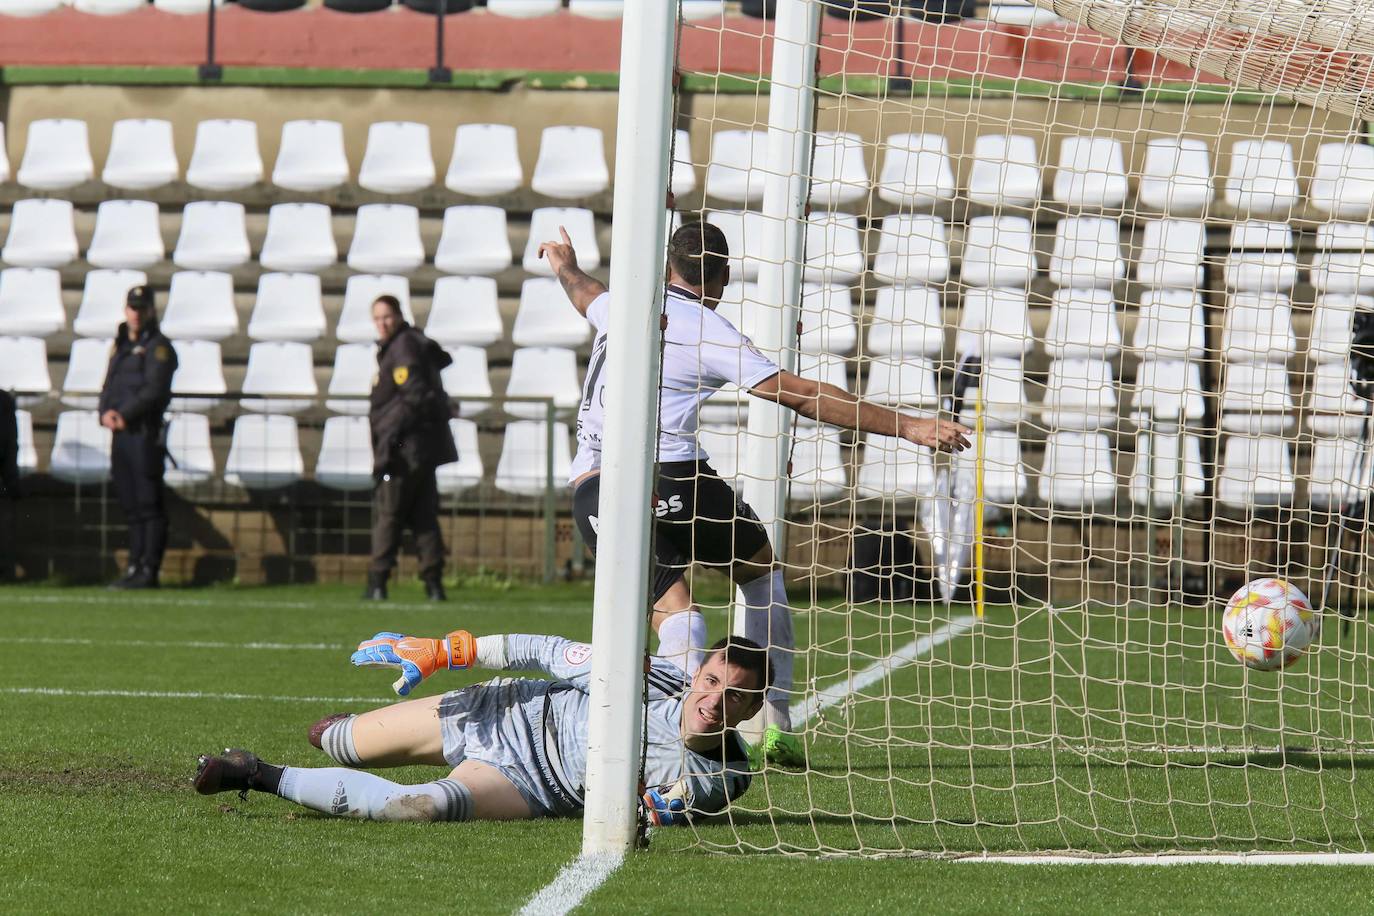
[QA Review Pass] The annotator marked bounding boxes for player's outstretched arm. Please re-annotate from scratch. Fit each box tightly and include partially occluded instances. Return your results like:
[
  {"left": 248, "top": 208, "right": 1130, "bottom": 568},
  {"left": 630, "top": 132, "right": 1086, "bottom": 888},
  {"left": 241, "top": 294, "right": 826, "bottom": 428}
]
[
  {"left": 537, "top": 226, "right": 607, "bottom": 316},
  {"left": 350, "top": 630, "right": 477, "bottom": 696}
]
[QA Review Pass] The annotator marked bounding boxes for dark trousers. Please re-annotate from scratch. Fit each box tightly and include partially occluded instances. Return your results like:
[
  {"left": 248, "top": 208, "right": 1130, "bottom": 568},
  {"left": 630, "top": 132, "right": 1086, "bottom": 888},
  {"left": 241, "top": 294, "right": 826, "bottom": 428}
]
[
  {"left": 370, "top": 468, "right": 444, "bottom": 580},
  {"left": 111, "top": 429, "right": 168, "bottom": 572}
]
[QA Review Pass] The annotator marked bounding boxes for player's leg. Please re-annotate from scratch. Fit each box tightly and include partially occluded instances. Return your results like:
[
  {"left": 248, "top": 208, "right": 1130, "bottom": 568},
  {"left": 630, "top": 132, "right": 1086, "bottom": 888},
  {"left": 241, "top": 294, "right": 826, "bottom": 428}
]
[{"left": 308, "top": 694, "right": 448, "bottom": 768}]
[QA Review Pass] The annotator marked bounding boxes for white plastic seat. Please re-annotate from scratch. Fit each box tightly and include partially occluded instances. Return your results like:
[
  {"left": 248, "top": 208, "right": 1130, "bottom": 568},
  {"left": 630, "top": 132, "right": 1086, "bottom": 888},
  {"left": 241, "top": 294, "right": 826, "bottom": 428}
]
[
  {"left": 522, "top": 207, "right": 600, "bottom": 276},
  {"left": 163, "top": 413, "right": 215, "bottom": 488},
  {"left": 160, "top": 271, "right": 238, "bottom": 341},
  {"left": 1132, "top": 359, "right": 1205, "bottom": 423},
  {"left": 426, "top": 276, "right": 503, "bottom": 348},
  {"left": 72, "top": 0, "right": 145, "bottom": 14},
  {"left": 1221, "top": 292, "right": 1295, "bottom": 363},
  {"left": 445, "top": 123, "right": 522, "bottom": 196},
  {"left": 1311, "top": 142, "right": 1374, "bottom": 219},
  {"left": 337, "top": 275, "right": 413, "bottom": 344},
  {"left": 315, "top": 416, "right": 375, "bottom": 491},
  {"left": 797, "top": 284, "right": 857, "bottom": 355},
  {"left": 872, "top": 214, "right": 948, "bottom": 285},
  {"left": 867, "top": 286, "right": 943, "bottom": 358},
  {"left": 1224, "top": 221, "right": 1296, "bottom": 293},
  {"left": 17, "top": 119, "right": 93, "bottom": 190},
  {"left": 505, "top": 346, "right": 581, "bottom": 420},
  {"left": 1043, "top": 358, "right": 1117, "bottom": 430},
  {"left": 856, "top": 432, "right": 933, "bottom": 500},
  {"left": 1309, "top": 362, "right": 1364, "bottom": 436},
  {"left": 1130, "top": 431, "right": 1205, "bottom": 508},
  {"left": 967, "top": 134, "right": 1040, "bottom": 209},
  {"left": 1309, "top": 294, "right": 1368, "bottom": 364},
  {"left": 272, "top": 120, "right": 349, "bottom": 192},
  {"left": 173, "top": 201, "right": 250, "bottom": 270},
  {"left": 957, "top": 429, "right": 1026, "bottom": 505},
  {"left": 247, "top": 272, "right": 326, "bottom": 342},
  {"left": 860, "top": 356, "right": 939, "bottom": 409},
  {"left": 495, "top": 420, "right": 571, "bottom": 496},
  {"left": 704, "top": 210, "right": 766, "bottom": 282},
  {"left": 153, "top": 0, "right": 224, "bottom": 13},
  {"left": 323, "top": 342, "right": 377, "bottom": 416},
  {"left": 436, "top": 418, "right": 484, "bottom": 496},
  {"left": 809, "top": 132, "right": 868, "bottom": 209},
  {"left": 14, "top": 409, "right": 34, "bottom": 475},
  {"left": 960, "top": 216, "right": 1036, "bottom": 288},
  {"left": 705, "top": 129, "right": 767, "bottom": 203},
  {"left": 1049, "top": 217, "right": 1123, "bottom": 289},
  {"left": 2, "top": 199, "right": 78, "bottom": 268},
  {"left": 49, "top": 411, "right": 110, "bottom": 484},
  {"left": 1052, "top": 136, "right": 1127, "bottom": 209},
  {"left": 260, "top": 203, "right": 337, "bottom": 273},
  {"left": 512, "top": 278, "right": 589, "bottom": 348},
  {"left": 804, "top": 212, "right": 865, "bottom": 284},
  {"left": 0, "top": 0, "right": 63, "bottom": 16},
  {"left": 60, "top": 337, "right": 111, "bottom": 409},
  {"left": 1217, "top": 434, "right": 1293, "bottom": 508},
  {"left": 102, "top": 119, "right": 178, "bottom": 190},
  {"left": 877, "top": 133, "right": 954, "bottom": 208},
  {"left": 681, "top": 0, "right": 726, "bottom": 20},
  {"left": 72, "top": 269, "right": 146, "bottom": 338},
  {"left": 487, "top": 0, "right": 561, "bottom": 18},
  {"left": 358, "top": 121, "right": 435, "bottom": 194},
  {"left": 0, "top": 337, "right": 51, "bottom": 403},
  {"left": 434, "top": 206, "right": 511, "bottom": 275},
  {"left": 955, "top": 287, "right": 1032, "bottom": 358},
  {"left": 986, "top": 0, "right": 1061, "bottom": 26},
  {"left": 671, "top": 129, "right": 697, "bottom": 197},
  {"left": 186, "top": 119, "right": 263, "bottom": 191},
  {"left": 1220, "top": 362, "right": 1294, "bottom": 434},
  {"left": 86, "top": 200, "right": 164, "bottom": 269},
  {"left": 0, "top": 268, "right": 64, "bottom": 337},
  {"left": 1138, "top": 138, "right": 1212, "bottom": 215},
  {"left": 347, "top": 204, "right": 424, "bottom": 274},
  {"left": 960, "top": 357, "right": 1026, "bottom": 430},
  {"left": 1038, "top": 431, "right": 1116, "bottom": 508},
  {"left": 240, "top": 341, "right": 317, "bottom": 414},
  {"left": 1135, "top": 219, "right": 1205, "bottom": 289},
  {"left": 441, "top": 345, "right": 493, "bottom": 417},
  {"left": 1308, "top": 437, "right": 1369, "bottom": 509},
  {"left": 168, "top": 339, "right": 226, "bottom": 413},
  {"left": 224, "top": 414, "right": 304, "bottom": 489},
  {"left": 1044, "top": 288, "right": 1120, "bottom": 359},
  {"left": 788, "top": 425, "right": 848, "bottom": 504},
  {"left": 531, "top": 125, "right": 609, "bottom": 199},
  {"left": 1225, "top": 139, "right": 1299, "bottom": 216},
  {"left": 1132, "top": 289, "right": 1205, "bottom": 361},
  {"left": 1311, "top": 222, "right": 1374, "bottom": 295}
]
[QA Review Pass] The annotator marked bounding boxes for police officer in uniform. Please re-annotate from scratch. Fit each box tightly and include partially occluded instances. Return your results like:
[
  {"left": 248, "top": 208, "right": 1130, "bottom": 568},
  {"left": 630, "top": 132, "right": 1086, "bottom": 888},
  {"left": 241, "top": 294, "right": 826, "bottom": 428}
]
[
  {"left": 366, "top": 295, "right": 457, "bottom": 602},
  {"left": 99, "top": 285, "right": 177, "bottom": 590}
]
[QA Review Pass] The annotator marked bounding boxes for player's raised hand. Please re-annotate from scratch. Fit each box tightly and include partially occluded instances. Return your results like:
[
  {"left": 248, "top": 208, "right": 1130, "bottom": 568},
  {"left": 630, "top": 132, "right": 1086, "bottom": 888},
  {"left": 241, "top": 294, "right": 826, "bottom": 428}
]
[
  {"left": 899, "top": 416, "right": 972, "bottom": 453},
  {"left": 536, "top": 226, "right": 578, "bottom": 274},
  {"left": 350, "top": 630, "right": 477, "bottom": 697}
]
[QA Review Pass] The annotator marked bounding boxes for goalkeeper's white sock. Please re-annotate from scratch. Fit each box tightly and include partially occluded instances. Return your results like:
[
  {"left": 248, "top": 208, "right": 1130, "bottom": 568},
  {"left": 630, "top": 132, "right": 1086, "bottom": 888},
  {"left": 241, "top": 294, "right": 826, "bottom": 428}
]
[
  {"left": 656, "top": 609, "right": 707, "bottom": 676},
  {"left": 739, "top": 569, "right": 795, "bottom": 721},
  {"left": 318, "top": 716, "right": 361, "bottom": 767},
  {"left": 277, "top": 767, "right": 473, "bottom": 822}
]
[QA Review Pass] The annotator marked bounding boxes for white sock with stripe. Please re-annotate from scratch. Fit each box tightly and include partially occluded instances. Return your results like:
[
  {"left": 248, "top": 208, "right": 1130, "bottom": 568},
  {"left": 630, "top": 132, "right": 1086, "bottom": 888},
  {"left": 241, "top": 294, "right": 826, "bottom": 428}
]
[{"left": 277, "top": 767, "right": 473, "bottom": 822}]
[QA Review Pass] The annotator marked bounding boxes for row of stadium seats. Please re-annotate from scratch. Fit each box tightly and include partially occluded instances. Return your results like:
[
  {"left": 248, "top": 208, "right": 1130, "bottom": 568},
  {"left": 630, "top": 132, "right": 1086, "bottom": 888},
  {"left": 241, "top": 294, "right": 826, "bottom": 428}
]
[{"left": 0, "top": 0, "right": 730, "bottom": 19}]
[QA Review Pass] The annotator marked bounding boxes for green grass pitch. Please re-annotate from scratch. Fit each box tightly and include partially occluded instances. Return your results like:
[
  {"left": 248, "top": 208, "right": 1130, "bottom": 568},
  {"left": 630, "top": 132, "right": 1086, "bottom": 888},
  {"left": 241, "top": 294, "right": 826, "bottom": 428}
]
[{"left": 4, "top": 581, "right": 1374, "bottom": 914}]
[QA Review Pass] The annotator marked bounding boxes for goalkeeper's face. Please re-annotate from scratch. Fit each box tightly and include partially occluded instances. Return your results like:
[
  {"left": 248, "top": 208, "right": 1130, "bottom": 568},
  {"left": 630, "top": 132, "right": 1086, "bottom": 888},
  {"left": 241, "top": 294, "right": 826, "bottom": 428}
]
[{"left": 682, "top": 652, "right": 764, "bottom": 739}]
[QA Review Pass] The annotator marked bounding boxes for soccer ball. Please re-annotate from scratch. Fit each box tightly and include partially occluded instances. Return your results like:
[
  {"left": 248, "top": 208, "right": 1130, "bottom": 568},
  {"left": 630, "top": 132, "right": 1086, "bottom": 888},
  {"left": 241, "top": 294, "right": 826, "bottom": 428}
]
[{"left": 1221, "top": 578, "right": 1319, "bottom": 671}]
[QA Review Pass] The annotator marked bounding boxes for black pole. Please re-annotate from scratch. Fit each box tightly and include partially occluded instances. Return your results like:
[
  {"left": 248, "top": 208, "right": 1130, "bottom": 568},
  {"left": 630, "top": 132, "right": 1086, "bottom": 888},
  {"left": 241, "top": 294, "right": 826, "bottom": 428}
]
[
  {"left": 429, "top": 0, "right": 452, "bottom": 84},
  {"left": 200, "top": 0, "right": 223, "bottom": 82}
]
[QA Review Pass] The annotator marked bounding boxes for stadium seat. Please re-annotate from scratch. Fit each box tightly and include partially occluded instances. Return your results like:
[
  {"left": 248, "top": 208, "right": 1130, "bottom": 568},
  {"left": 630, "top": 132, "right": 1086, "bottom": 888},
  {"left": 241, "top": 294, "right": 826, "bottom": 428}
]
[
  {"left": 434, "top": 206, "right": 512, "bottom": 275},
  {"left": 798, "top": 284, "right": 857, "bottom": 355},
  {"left": 531, "top": 125, "right": 610, "bottom": 199},
  {"left": 959, "top": 357, "right": 1025, "bottom": 430},
  {"left": 359, "top": 122, "right": 435, "bottom": 194},
  {"left": 1224, "top": 138, "right": 1299, "bottom": 216},
  {"left": 1044, "top": 288, "right": 1121, "bottom": 360},
  {"left": 495, "top": 419, "right": 571, "bottom": 495},
  {"left": 73, "top": 269, "right": 146, "bottom": 338},
  {"left": 957, "top": 429, "right": 1027, "bottom": 505},
  {"left": 102, "top": 119, "right": 178, "bottom": 190},
  {"left": 163, "top": 413, "right": 215, "bottom": 489},
  {"left": 60, "top": 337, "right": 111, "bottom": 409},
  {"left": 259, "top": 203, "right": 338, "bottom": 273},
  {"left": 569, "top": 0, "right": 625, "bottom": 19},
  {"left": 986, "top": 0, "right": 1061, "bottom": 26},
  {"left": 1308, "top": 294, "right": 1366, "bottom": 364},
  {"left": 1048, "top": 217, "right": 1124, "bottom": 289},
  {"left": 1042, "top": 358, "right": 1117, "bottom": 430},
  {"left": 0, "top": 267, "right": 65, "bottom": 337},
  {"left": 704, "top": 210, "right": 766, "bottom": 282},
  {"left": 314, "top": 415, "right": 375, "bottom": 491},
  {"left": 436, "top": 418, "right": 484, "bottom": 496},
  {"left": 877, "top": 133, "right": 954, "bottom": 208},
  {"left": 1052, "top": 136, "right": 1127, "bottom": 209},
  {"left": 0, "top": 336, "right": 47, "bottom": 403},
  {"left": 680, "top": 0, "right": 725, "bottom": 19},
  {"left": 486, "top": 0, "right": 561, "bottom": 17},
  {"left": 705, "top": 129, "right": 768, "bottom": 203},
  {"left": 522, "top": 207, "right": 600, "bottom": 276},
  {"left": 224, "top": 414, "right": 305, "bottom": 489},
  {"left": 1138, "top": 137, "right": 1212, "bottom": 215},
  {"left": 240, "top": 341, "right": 317, "bottom": 414},
  {"left": 809, "top": 132, "right": 869, "bottom": 209},
  {"left": 788, "top": 425, "right": 848, "bottom": 504},
  {"left": 1224, "top": 221, "right": 1296, "bottom": 293},
  {"left": 856, "top": 432, "right": 934, "bottom": 499},
  {"left": 860, "top": 356, "right": 939, "bottom": 409},
  {"left": 955, "top": 287, "right": 1032, "bottom": 358},
  {"left": 1135, "top": 219, "right": 1205, "bottom": 289},
  {"left": 1132, "top": 289, "right": 1205, "bottom": 361},
  {"left": 347, "top": 204, "right": 424, "bottom": 274},
  {"left": 86, "top": 200, "right": 164, "bottom": 270},
  {"left": 967, "top": 134, "right": 1040, "bottom": 209},
  {"left": 324, "top": 0, "right": 391, "bottom": 11},
  {"left": 337, "top": 274, "right": 413, "bottom": 343},
  {"left": 1310, "top": 142, "right": 1374, "bottom": 219},
  {"left": 49, "top": 410, "right": 111, "bottom": 485},
  {"left": 160, "top": 271, "right": 238, "bottom": 341},
  {"left": 872, "top": 214, "right": 949, "bottom": 286},
  {"left": 1130, "top": 431, "right": 1205, "bottom": 508},
  {"left": 154, "top": 0, "right": 225, "bottom": 12},
  {"left": 0, "top": 0, "right": 64, "bottom": 16},
  {"left": 866, "top": 286, "right": 943, "bottom": 358},
  {"left": 1220, "top": 361, "right": 1294, "bottom": 434},
  {"left": 441, "top": 345, "right": 493, "bottom": 417},
  {"left": 512, "top": 280, "right": 589, "bottom": 348},
  {"left": 1038, "top": 431, "right": 1116, "bottom": 508},
  {"left": 173, "top": 201, "right": 250, "bottom": 271},
  {"left": 426, "top": 276, "right": 503, "bottom": 348},
  {"left": 804, "top": 212, "right": 866, "bottom": 284},
  {"left": 1132, "top": 359, "right": 1205, "bottom": 423},
  {"left": 1216, "top": 434, "right": 1293, "bottom": 508},
  {"left": 168, "top": 339, "right": 226, "bottom": 413},
  {"left": 186, "top": 119, "right": 263, "bottom": 191},
  {"left": 272, "top": 120, "right": 349, "bottom": 192},
  {"left": 1221, "top": 292, "right": 1295, "bottom": 363},
  {"left": 1308, "top": 362, "right": 1363, "bottom": 436},
  {"left": 1310, "top": 222, "right": 1374, "bottom": 294},
  {"left": 14, "top": 409, "right": 34, "bottom": 475},
  {"left": 505, "top": 346, "right": 581, "bottom": 419},
  {"left": 16, "top": 119, "right": 93, "bottom": 190},
  {"left": 960, "top": 215, "right": 1037, "bottom": 288},
  {"left": 445, "top": 123, "right": 523, "bottom": 196},
  {"left": 71, "top": 0, "right": 147, "bottom": 16},
  {"left": 671, "top": 129, "right": 697, "bottom": 197},
  {"left": 0, "top": 123, "right": 8, "bottom": 183},
  {"left": 1308, "top": 436, "right": 1368, "bottom": 509},
  {"left": 324, "top": 342, "right": 377, "bottom": 415},
  {"left": 2, "top": 198, "right": 78, "bottom": 268},
  {"left": 247, "top": 272, "right": 326, "bottom": 342}
]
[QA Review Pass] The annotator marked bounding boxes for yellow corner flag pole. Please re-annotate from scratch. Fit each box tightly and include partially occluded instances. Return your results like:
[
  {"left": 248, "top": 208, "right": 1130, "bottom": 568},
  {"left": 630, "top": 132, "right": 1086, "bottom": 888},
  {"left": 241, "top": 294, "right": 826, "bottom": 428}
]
[{"left": 973, "top": 382, "right": 986, "bottom": 620}]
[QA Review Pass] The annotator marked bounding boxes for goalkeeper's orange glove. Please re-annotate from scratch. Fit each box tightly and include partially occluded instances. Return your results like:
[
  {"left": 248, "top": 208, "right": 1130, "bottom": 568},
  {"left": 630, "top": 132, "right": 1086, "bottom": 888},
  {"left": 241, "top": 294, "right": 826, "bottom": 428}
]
[{"left": 350, "top": 630, "right": 478, "bottom": 697}]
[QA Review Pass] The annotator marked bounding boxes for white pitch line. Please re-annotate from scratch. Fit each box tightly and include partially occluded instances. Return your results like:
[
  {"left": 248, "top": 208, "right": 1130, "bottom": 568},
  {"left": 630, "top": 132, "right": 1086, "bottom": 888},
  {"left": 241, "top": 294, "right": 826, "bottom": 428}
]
[
  {"left": 955, "top": 852, "right": 1374, "bottom": 866},
  {"left": 0, "top": 687, "right": 390, "bottom": 705},
  {"left": 517, "top": 852, "right": 624, "bottom": 916},
  {"left": 10, "top": 637, "right": 346, "bottom": 651},
  {"left": 0, "top": 593, "right": 573, "bottom": 614}
]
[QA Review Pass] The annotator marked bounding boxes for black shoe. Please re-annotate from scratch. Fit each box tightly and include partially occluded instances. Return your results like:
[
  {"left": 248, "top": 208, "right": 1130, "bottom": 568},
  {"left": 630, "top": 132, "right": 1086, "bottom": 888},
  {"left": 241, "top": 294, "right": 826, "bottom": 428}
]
[
  {"left": 122, "top": 566, "right": 159, "bottom": 590},
  {"left": 194, "top": 748, "right": 263, "bottom": 798},
  {"left": 423, "top": 577, "right": 447, "bottom": 602},
  {"left": 107, "top": 566, "right": 140, "bottom": 590},
  {"left": 362, "top": 573, "right": 388, "bottom": 601}
]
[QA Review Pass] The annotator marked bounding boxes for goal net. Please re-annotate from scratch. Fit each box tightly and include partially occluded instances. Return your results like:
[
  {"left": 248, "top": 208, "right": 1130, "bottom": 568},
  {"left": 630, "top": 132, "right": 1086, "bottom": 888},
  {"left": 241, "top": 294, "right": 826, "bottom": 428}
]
[{"left": 659, "top": 0, "right": 1374, "bottom": 857}]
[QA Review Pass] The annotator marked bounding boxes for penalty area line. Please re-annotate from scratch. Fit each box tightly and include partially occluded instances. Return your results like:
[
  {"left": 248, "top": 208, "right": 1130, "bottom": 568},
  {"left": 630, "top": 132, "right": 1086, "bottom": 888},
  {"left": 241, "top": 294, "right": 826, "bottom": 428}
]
[
  {"left": 9, "top": 637, "right": 347, "bottom": 651},
  {"left": 0, "top": 687, "right": 394, "bottom": 705}
]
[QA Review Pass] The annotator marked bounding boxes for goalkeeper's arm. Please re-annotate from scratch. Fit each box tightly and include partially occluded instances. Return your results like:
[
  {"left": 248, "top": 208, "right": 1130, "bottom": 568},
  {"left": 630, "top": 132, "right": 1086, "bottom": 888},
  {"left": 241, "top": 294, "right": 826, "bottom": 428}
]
[{"left": 351, "top": 631, "right": 591, "bottom": 695}]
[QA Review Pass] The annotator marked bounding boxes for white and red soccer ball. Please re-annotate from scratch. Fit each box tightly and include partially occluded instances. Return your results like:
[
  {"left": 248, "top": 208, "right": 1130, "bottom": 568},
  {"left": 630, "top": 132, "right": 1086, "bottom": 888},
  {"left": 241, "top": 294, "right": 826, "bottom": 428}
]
[{"left": 1221, "top": 578, "right": 1319, "bottom": 671}]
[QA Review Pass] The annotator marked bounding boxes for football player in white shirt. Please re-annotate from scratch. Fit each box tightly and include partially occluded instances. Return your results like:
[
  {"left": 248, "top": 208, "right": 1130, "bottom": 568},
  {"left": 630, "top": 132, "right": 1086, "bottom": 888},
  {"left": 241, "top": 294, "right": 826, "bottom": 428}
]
[{"left": 539, "top": 221, "right": 970, "bottom": 765}]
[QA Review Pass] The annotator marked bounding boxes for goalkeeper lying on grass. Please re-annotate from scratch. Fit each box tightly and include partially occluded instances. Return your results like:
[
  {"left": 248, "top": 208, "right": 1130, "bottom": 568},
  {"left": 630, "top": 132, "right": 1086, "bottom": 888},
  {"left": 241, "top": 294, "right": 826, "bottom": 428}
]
[{"left": 194, "top": 630, "right": 769, "bottom": 825}]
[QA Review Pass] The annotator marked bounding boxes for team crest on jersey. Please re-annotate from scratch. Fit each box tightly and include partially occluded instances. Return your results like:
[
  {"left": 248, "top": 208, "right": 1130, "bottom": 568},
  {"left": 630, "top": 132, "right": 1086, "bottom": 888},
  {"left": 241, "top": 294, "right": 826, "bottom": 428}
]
[
  {"left": 564, "top": 643, "right": 592, "bottom": 666},
  {"left": 392, "top": 366, "right": 409, "bottom": 386}
]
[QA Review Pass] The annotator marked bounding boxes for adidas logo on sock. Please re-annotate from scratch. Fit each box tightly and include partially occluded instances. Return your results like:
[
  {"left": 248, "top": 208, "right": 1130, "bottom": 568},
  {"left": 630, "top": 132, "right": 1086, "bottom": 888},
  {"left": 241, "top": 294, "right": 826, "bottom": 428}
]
[{"left": 330, "top": 782, "right": 349, "bottom": 816}]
